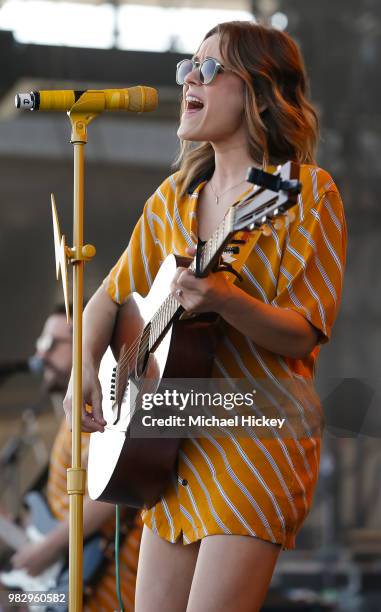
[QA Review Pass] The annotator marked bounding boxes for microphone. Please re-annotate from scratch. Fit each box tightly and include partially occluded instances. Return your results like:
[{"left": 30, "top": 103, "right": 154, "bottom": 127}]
[
  {"left": 15, "top": 86, "right": 158, "bottom": 113},
  {"left": 0, "top": 356, "right": 43, "bottom": 377}
]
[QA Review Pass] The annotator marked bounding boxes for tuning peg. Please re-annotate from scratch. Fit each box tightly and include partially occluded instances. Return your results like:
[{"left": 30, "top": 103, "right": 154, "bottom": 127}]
[{"left": 224, "top": 246, "right": 240, "bottom": 255}]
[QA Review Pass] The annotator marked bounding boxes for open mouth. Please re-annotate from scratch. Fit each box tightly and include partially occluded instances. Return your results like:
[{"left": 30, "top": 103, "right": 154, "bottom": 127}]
[{"left": 185, "top": 96, "right": 204, "bottom": 113}]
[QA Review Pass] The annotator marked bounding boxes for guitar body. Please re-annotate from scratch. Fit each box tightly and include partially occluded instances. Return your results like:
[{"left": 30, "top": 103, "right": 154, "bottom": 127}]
[{"left": 88, "top": 254, "right": 219, "bottom": 508}]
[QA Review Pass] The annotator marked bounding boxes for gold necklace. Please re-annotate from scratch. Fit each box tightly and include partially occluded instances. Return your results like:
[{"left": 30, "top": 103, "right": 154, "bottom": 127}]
[{"left": 209, "top": 178, "right": 247, "bottom": 205}]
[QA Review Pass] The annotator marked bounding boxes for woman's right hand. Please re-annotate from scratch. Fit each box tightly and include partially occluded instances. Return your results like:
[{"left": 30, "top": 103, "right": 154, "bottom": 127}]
[{"left": 63, "top": 362, "right": 107, "bottom": 433}]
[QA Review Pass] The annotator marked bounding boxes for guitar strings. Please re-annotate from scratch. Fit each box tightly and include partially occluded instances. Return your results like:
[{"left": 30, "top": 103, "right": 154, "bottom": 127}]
[
  {"left": 115, "top": 294, "right": 179, "bottom": 381},
  {"left": 113, "top": 223, "right": 224, "bottom": 380},
  {"left": 106, "top": 290, "right": 185, "bottom": 424},
  {"left": 111, "top": 195, "right": 237, "bottom": 378},
  {"left": 113, "top": 240, "right": 200, "bottom": 380},
  {"left": 110, "top": 217, "right": 239, "bottom": 395},
  {"left": 106, "top": 340, "right": 160, "bottom": 428},
  {"left": 105, "top": 188, "right": 282, "bottom": 413},
  {"left": 113, "top": 205, "right": 236, "bottom": 381},
  {"left": 107, "top": 268, "right": 198, "bottom": 420}
]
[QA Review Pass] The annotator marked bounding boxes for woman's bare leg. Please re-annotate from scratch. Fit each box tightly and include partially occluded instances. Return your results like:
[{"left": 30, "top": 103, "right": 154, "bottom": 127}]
[
  {"left": 135, "top": 525, "right": 200, "bottom": 612},
  {"left": 186, "top": 535, "right": 281, "bottom": 612}
]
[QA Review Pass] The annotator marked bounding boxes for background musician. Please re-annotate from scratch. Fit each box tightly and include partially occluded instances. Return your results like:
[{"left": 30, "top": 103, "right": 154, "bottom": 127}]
[{"left": 11, "top": 306, "right": 142, "bottom": 611}]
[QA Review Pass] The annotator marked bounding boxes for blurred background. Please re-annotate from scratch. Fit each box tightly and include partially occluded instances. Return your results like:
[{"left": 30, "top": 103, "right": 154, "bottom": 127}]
[{"left": 0, "top": 0, "right": 380, "bottom": 610}]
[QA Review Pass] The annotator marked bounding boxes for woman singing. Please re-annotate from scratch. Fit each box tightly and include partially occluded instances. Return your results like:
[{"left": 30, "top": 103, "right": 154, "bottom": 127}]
[{"left": 64, "top": 21, "right": 347, "bottom": 612}]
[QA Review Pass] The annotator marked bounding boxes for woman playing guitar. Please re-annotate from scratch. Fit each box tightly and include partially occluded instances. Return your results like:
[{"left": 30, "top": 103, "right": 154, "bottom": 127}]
[{"left": 64, "top": 21, "right": 347, "bottom": 612}]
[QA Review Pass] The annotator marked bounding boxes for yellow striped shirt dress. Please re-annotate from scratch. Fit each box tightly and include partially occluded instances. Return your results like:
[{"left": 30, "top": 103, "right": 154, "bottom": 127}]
[{"left": 104, "top": 164, "right": 347, "bottom": 551}]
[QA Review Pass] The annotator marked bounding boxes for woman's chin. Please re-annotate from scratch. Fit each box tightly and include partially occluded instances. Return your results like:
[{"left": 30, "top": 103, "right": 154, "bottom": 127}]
[
  {"left": 178, "top": 126, "right": 213, "bottom": 143},
  {"left": 178, "top": 125, "right": 199, "bottom": 141}
]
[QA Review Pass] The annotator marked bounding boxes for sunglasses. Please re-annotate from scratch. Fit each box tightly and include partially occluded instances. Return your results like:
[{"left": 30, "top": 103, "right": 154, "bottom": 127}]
[{"left": 176, "top": 57, "right": 225, "bottom": 86}]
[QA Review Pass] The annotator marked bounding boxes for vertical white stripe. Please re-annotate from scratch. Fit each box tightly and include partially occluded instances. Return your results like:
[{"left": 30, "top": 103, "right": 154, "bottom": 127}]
[
  {"left": 179, "top": 450, "right": 232, "bottom": 534},
  {"left": 160, "top": 497, "right": 175, "bottom": 542}
]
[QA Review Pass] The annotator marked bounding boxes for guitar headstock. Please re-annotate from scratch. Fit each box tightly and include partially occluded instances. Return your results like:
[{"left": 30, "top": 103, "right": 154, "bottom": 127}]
[{"left": 232, "top": 161, "right": 301, "bottom": 233}]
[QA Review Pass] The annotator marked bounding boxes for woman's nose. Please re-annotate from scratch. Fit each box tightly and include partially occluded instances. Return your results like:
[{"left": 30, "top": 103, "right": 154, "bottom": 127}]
[{"left": 184, "top": 65, "right": 200, "bottom": 86}]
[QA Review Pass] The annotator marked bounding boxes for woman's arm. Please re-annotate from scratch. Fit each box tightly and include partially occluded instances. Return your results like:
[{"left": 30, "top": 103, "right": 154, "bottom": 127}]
[
  {"left": 82, "top": 285, "right": 119, "bottom": 370},
  {"left": 216, "top": 282, "right": 319, "bottom": 358},
  {"left": 171, "top": 261, "right": 319, "bottom": 360},
  {"left": 63, "top": 286, "right": 119, "bottom": 432}
]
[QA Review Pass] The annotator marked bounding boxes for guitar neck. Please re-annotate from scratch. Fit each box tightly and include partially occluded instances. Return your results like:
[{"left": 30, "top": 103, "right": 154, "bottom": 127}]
[
  {"left": 148, "top": 210, "right": 234, "bottom": 351},
  {"left": 189, "top": 208, "right": 233, "bottom": 277},
  {"left": 0, "top": 515, "right": 29, "bottom": 551}
]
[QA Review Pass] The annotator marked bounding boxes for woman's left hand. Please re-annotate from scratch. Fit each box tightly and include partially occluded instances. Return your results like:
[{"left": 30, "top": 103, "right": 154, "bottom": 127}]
[{"left": 170, "top": 247, "right": 234, "bottom": 314}]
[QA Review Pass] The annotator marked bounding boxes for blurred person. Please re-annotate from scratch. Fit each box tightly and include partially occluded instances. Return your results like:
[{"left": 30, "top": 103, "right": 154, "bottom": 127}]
[
  {"left": 11, "top": 306, "right": 142, "bottom": 611},
  {"left": 64, "top": 21, "right": 347, "bottom": 612}
]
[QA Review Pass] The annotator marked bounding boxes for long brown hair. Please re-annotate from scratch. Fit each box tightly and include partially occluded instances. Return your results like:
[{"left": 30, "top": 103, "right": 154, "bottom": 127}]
[{"left": 175, "top": 21, "right": 319, "bottom": 196}]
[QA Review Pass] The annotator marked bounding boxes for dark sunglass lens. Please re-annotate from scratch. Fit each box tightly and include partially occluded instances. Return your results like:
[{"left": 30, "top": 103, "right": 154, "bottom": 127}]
[
  {"left": 176, "top": 60, "right": 193, "bottom": 85},
  {"left": 200, "top": 59, "right": 217, "bottom": 84}
]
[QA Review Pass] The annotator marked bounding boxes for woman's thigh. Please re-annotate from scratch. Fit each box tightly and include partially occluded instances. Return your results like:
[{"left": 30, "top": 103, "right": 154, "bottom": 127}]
[
  {"left": 135, "top": 525, "right": 200, "bottom": 612},
  {"left": 186, "top": 534, "right": 281, "bottom": 612}
]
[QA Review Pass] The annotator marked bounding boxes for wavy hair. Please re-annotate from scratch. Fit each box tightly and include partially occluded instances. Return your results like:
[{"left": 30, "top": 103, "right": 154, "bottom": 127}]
[{"left": 175, "top": 21, "right": 319, "bottom": 196}]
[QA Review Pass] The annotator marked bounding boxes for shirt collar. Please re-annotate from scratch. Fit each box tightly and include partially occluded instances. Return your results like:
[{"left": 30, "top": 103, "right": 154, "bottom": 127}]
[{"left": 186, "top": 166, "right": 214, "bottom": 195}]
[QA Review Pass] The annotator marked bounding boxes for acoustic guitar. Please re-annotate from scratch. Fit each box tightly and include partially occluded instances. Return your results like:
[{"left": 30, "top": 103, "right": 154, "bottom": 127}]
[{"left": 87, "top": 162, "right": 301, "bottom": 509}]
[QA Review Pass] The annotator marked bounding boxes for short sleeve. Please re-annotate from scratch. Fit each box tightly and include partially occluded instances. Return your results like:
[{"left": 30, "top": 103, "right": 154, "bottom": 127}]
[
  {"left": 271, "top": 190, "right": 347, "bottom": 344},
  {"left": 103, "top": 194, "right": 163, "bottom": 305}
]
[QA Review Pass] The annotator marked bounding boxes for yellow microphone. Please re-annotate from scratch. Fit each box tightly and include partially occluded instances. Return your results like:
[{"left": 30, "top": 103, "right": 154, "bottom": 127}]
[{"left": 15, "top": 86, "right": 158, "bottom": 113}]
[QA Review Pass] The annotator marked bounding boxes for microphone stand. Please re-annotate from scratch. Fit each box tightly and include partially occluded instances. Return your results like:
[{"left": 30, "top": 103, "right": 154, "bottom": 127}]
[
  {"left": 67, "top": 108, "right": 97, "bottom": 612},
  {"left": 54, "top": 101, "right": 97, "bottom": 611}
]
